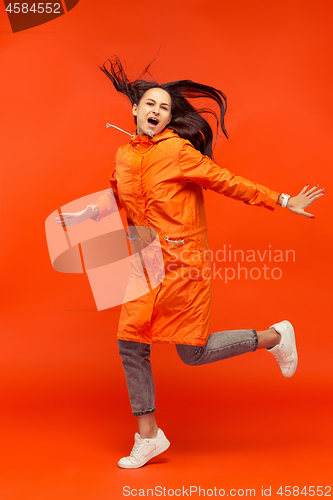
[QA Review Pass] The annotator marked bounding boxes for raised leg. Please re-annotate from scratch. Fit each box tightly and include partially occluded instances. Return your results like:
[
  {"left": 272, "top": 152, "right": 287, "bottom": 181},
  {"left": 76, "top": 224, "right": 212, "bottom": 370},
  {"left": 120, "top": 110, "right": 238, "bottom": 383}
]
[
  {"left": 257, "top": 328, "right": 281, "bottom": 349},
  {"left": 176, "top": 328, "right": 258, "bottom": 366}
]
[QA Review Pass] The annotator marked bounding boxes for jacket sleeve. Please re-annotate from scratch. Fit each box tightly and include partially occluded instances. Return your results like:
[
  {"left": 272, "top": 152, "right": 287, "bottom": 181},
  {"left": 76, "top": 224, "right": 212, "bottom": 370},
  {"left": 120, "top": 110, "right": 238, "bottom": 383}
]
[
  {"left": 90, "top": 156, "right": 123, "bottom": 222},
  {"left": 177, "top": 141, "right": 280, "bottom": 211}
]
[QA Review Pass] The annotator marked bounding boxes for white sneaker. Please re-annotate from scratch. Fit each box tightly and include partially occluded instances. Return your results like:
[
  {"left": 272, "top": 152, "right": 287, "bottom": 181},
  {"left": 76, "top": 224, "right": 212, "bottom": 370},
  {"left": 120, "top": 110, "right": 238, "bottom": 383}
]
[
  {"left": 267, "top": 320, "right": 298, "bottom": 378},
  {"left": 118, "top": 428, "right": 170, "bottom": 469}
]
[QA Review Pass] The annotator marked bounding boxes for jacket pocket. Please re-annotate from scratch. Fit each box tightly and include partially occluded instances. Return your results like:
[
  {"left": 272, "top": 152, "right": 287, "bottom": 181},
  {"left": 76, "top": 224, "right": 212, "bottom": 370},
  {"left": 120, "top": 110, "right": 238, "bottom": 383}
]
[{"left": 163, "top": 233, "right": 210, "bottom": 282}]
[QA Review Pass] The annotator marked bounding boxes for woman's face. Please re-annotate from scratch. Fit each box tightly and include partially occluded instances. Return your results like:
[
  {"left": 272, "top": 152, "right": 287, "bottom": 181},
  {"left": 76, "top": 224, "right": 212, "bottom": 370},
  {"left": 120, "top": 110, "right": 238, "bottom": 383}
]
[{"left": 132, "top": 88, "right": 172, "bottom": 136}]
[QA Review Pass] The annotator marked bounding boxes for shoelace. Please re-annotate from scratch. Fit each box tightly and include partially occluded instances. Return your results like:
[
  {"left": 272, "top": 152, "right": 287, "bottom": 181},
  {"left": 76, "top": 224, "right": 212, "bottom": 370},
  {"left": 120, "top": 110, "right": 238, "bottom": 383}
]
[
  {"left": 274, "top": 345, "right": 287, "bottom": 362},
  {"left": 130, "top": 440, "right": 143, "bottom": 459}
]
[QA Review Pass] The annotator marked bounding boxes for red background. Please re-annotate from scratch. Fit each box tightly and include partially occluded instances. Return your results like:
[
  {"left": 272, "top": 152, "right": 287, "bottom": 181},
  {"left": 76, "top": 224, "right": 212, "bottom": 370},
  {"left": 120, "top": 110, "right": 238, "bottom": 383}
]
[{"left": 0, "top": 1, "right": 332, "bottom": 498}]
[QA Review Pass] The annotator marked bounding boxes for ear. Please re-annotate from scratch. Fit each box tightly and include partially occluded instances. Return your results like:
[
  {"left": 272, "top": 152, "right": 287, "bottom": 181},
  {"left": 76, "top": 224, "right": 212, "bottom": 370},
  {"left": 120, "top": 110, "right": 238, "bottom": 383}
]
[
  {"left": 167, "top": 114, "right": 172, "bottom": 124},
  {"left": 132, "top": 104, "right": 138, "bottom": 117}
]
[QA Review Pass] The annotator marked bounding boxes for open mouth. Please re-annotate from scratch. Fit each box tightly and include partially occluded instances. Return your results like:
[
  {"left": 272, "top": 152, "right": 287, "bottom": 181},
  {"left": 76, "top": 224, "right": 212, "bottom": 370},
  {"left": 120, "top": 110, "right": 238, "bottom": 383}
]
[{"left": 147, "top": 117, "right": 159, "bottom": 127}]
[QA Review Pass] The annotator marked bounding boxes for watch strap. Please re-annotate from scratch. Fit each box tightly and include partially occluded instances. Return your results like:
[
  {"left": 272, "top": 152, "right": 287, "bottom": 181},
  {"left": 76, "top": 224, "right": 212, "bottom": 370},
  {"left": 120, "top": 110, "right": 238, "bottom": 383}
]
[{"left": 280, "top": 193, "right": 290, "bottom": 208}]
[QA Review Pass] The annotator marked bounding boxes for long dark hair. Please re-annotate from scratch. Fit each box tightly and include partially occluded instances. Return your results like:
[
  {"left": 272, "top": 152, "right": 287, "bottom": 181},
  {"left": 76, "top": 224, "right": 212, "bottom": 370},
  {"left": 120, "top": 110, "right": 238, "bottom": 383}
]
[{"left": 99, "top": 56, "right": 228, "bottom": 160}]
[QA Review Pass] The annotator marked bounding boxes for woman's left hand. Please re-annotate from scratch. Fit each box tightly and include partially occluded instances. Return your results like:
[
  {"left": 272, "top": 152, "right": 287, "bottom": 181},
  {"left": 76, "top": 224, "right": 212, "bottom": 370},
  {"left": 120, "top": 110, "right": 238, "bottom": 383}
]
[{"left": 286, "top": 184, "right": 325, "bottom": 218}]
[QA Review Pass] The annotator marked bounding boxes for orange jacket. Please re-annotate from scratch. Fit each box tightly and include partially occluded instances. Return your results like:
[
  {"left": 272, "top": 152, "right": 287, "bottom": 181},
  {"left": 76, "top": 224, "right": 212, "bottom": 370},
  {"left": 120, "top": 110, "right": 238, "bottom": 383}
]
[{"left": 93, "top": 128, "right": 280, "bottom": 346}]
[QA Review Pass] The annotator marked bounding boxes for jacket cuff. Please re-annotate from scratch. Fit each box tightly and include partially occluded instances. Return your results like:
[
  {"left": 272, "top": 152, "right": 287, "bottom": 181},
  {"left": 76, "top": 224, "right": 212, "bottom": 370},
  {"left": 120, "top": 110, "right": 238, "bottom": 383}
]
[
  {"left": 264, "top": 189, "right": 280, "bottom": 211},
  {"left": 243, "top": 186, "right": 280, "bottom": 211},
  {"left": 90, "top": 190, "right": 118, "bottom": 222}
]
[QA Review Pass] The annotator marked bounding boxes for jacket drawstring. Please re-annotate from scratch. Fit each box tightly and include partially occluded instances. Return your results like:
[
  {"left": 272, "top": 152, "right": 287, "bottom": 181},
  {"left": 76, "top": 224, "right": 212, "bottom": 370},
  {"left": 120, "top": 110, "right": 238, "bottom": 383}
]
[
  {"left": 126, "top": 231, "right": 136, "bottom": 241},
  {"left": 165, "top": 236, "right": 185, "bottom": 244},
  {"left": 106, "top": 123, "right": 155, "bottom": 140},
  {"left": 106, "top": 123, "right": 135, "bottom": 139}
]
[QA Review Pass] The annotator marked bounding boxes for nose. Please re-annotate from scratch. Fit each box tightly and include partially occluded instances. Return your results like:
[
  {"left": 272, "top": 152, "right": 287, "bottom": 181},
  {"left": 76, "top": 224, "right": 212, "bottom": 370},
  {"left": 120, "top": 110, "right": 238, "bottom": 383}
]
[{"left": 153, "top": 106, "right": 159, "bottom": 115}]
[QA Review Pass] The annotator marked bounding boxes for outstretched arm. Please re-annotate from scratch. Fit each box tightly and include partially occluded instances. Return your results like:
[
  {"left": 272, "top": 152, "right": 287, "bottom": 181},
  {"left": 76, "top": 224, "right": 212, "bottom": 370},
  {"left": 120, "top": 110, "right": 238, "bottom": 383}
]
[
  {"left": 55, "top": 155, "right": 122, "bottom": 227},
  {"left": 178, "top": 142, "right": 279, "bottom": 210},
  {"left": 55, "top": 188, "right": 120, "bottom": 227},
  {"left": 178, "top": 142, "right": 325, "bottom": 217},
  {"left": 276, "top": 184, "right": 325, "bottom": 218}
]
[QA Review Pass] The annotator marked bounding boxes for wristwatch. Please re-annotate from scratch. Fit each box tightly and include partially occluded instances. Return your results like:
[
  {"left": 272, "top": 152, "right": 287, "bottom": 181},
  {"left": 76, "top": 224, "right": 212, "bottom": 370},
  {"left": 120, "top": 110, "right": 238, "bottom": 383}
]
[{"left": 280, "top": 193, "right": 290, "bottom": 208}]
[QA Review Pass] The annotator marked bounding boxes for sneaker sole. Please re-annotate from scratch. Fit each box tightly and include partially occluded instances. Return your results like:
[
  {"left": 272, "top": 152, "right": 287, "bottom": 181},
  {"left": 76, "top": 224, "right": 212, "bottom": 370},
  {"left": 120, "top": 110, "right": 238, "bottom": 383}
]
[
  {"left": 282, "top": 320, "right": 298, "bottom": 378},
  {"left": 117, "top": 440, "right": 171, "bottom": 469}
]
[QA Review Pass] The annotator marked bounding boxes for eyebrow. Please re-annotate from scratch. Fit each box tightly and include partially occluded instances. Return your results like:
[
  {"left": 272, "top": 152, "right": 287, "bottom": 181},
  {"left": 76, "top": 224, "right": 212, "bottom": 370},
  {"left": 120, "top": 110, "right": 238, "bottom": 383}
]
[{"left": 146, "top": 99, "right": 170, "bottom": 107}]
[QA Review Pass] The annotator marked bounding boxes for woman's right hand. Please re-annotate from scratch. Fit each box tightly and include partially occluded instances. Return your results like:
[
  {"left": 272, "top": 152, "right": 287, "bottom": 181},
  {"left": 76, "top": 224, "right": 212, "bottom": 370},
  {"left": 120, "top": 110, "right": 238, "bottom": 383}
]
[{"left": 55, "top": 204, "right": 98, "bottom": 227}]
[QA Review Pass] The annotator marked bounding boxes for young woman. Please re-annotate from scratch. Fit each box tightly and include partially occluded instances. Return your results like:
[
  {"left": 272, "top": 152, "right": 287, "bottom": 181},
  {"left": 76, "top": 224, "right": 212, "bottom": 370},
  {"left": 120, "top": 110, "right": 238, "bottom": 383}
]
[{"left": 56, "top": 57, "right": 324, "bottom": 469}]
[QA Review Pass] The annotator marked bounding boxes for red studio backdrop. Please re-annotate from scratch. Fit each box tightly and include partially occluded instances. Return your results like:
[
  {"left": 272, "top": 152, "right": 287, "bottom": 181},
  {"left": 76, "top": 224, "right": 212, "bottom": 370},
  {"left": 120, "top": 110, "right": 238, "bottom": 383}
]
[{"left": 1, "top": 1, "right": 332, "bottom": 499}]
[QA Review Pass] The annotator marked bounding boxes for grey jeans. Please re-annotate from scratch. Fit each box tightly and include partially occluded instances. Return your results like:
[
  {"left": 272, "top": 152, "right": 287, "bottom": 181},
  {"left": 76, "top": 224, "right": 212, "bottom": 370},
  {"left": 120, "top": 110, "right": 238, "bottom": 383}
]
[{"left": 118, "top": 328, "right": 258, "bottom": 416}]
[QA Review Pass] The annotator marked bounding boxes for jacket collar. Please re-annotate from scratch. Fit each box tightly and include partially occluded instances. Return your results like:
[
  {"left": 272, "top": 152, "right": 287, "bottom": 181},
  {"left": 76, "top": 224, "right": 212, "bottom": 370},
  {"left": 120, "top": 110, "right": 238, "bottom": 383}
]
[{"left": 131, "top": 128, "right": 178, "bottom": 146}]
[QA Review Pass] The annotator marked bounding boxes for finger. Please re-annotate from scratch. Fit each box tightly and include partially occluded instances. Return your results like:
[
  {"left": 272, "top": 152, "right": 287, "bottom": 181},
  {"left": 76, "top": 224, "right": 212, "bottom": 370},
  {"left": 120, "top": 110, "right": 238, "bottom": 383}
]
[
  {"left": 305, "top": 184, "right": 320, "bottom": 196},
  {"left": 306, "top": 190, "right": 325, "bottom": 201},
  {"left": 56, "top": 217, "right": 74, "bottom": 224},
  {"left": 311, "top": 191, "right": 326, "bottom": 199},
  {"left": 56, "top": 220, "right": 70, "bottom": 225},
  {"left": 56, "top": 215, "right": 73, "bottom": 220},
  {"left": 302, "top": 211, "right": 315, "bottom": 218},
  {"left": 310, "top": 187, "right": 325, "bottom": 194},
  {"left": 298, "top": 184, "right": 310, "bottom": 195},
  {"left": 291, "top": 208, "right": 314, "bottom": 218}
]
